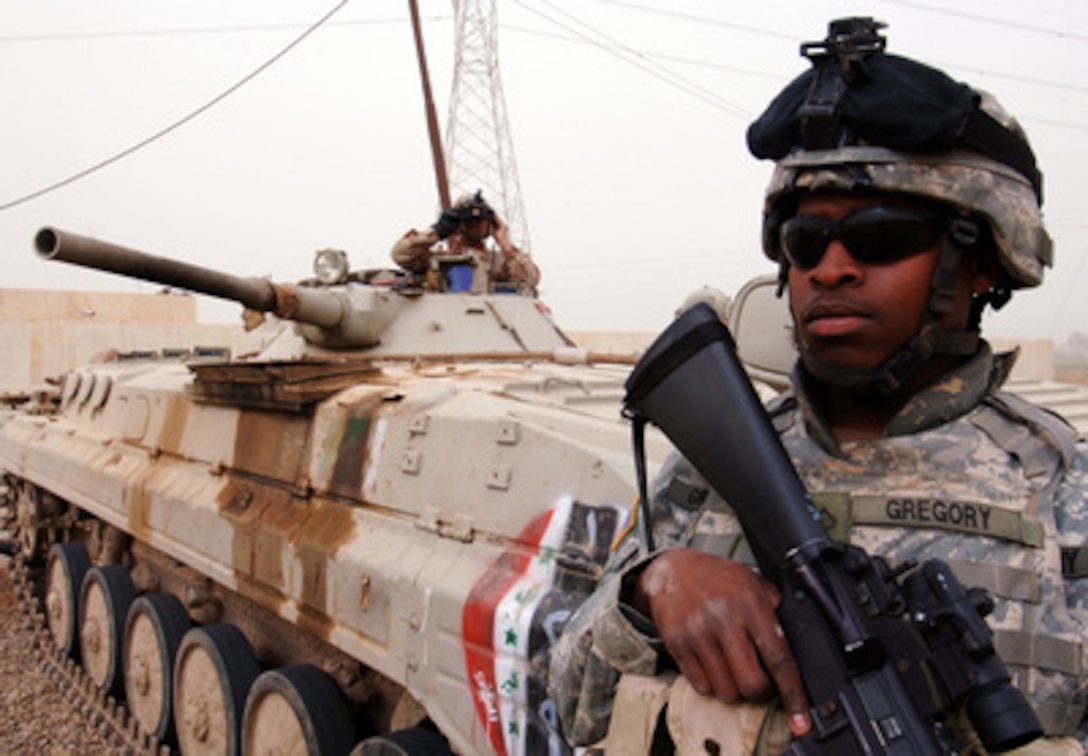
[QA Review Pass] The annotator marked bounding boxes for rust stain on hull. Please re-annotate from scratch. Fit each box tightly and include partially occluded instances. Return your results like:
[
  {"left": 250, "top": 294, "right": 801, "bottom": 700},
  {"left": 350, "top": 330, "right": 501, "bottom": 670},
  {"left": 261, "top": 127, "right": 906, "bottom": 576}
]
[
  {"left": 220, "top": 405, "right": 358, "bottom": 639},
  {"left": 222, "top": 481, "right": 357, "bottom": 641},
  {"left": 124, "top": 458, "right": 151, "bottom": 543},
  {"left": 154, "top": 394, "right": 190, "bottom": 455},
  {"left": 295, "top": 502, "right": 354, "bottom": 639},
  {"left": 233, "top": 408, "right": 312, "bottom": 481},
  {"left": 220, "top": 476, "right": 290, "bottom": 588},
  {"left": 223, "top": 407, "right": 315, "bottom": 593}
]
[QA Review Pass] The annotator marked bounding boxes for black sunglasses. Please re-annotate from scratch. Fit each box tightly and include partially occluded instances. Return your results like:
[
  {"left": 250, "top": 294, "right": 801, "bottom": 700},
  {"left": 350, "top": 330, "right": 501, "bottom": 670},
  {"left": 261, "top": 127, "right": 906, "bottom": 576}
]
[{"left": 778, "top": 206, "right": 947, "bottom": 271}]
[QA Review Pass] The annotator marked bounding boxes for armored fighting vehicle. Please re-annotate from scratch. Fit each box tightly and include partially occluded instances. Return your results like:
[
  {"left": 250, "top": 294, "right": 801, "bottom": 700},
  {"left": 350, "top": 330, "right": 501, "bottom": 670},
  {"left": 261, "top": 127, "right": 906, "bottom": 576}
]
[{"left": 0, "top": 227, "right": 684, "bottom": 755}]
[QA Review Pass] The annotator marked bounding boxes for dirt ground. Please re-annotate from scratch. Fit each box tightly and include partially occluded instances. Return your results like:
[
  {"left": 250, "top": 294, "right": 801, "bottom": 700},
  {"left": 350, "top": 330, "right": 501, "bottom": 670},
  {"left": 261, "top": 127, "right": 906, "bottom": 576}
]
[{"left": 0, "top": 559, "right": 116, "bottom": 755}]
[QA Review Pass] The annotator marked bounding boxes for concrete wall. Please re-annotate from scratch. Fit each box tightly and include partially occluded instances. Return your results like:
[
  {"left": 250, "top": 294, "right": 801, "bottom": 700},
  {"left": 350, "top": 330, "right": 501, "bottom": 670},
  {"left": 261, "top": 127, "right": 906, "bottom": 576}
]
[
  {"left": 991, "top": 338, "right": 1054, "bottom": 382},
  {"left": 0, "top": 289, "right": 260, "bottom": 391},
  {"left": 0, "top": 288, "right": 197, "bottom": 324}
]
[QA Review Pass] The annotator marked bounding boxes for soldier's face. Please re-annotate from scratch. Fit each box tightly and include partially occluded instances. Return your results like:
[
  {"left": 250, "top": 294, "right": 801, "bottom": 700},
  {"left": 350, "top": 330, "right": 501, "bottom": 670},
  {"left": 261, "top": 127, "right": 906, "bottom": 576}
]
[
  {"left": 786, "top": 191, "right": 988, "bottom": 373},
  {"left": 461, "top": 217, "right": 491, "bottom": 244}
]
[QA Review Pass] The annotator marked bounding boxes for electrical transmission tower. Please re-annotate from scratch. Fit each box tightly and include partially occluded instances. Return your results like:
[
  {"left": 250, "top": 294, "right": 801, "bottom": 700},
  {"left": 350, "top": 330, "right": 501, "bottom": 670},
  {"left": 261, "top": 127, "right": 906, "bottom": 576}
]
[{"left": 445, "top": 0, "right": 531, "bottom": 251}]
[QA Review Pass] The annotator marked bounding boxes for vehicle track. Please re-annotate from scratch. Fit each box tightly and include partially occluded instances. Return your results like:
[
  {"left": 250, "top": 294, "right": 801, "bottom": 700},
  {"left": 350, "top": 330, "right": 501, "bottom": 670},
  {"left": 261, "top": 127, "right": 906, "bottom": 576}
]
[{"left": 2, "top": 554, "right": 170, "bottom": 755}]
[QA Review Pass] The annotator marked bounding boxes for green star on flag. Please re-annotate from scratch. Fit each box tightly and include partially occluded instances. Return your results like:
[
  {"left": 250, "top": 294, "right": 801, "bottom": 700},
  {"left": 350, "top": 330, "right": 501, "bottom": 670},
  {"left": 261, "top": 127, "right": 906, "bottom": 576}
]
[{"left": 501, "top": 672, "right": 519, "bottom": 694}]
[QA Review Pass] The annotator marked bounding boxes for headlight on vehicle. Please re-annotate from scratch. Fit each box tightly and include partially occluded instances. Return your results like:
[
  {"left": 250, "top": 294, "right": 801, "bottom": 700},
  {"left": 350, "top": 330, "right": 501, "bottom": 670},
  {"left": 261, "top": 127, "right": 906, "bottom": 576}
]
[{"left": 313, "top": 248, "right": 350, "bottom": 285}]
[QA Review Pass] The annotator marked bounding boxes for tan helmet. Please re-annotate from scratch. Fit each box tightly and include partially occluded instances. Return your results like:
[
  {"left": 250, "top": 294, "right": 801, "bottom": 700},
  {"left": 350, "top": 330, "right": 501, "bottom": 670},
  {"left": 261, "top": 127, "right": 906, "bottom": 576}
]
[{"left": 750, "top": 18, "right": 1052, "bottom": 289}]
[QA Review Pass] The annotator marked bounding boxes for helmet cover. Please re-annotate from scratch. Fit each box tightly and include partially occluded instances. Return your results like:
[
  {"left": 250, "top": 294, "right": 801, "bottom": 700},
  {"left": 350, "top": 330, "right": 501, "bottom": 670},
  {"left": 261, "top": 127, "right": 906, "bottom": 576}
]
[{"left": 748, "top": 18, "right": 1051, "bottom": 288}]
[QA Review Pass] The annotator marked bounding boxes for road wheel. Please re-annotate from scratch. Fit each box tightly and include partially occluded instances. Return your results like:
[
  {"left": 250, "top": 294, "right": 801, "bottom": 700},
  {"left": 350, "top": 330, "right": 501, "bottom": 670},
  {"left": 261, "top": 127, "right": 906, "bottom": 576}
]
[
  {"left": 352, "top": 726, "right": 454, "bottom": 756},
  {"left": 123, "top": 593, "right": 191, "bottom": 743},
  {"left": 45, "top": 542, "right": 91, "bottom": 659},
  {"left": 173, "top": 623, "right": 259, "bottom": 756},
  {"left": 243, "top": 664, "right": 356, "bottom": 756},
  {"left": 79, "top": 564, "right": 136, "bottom": 696}
]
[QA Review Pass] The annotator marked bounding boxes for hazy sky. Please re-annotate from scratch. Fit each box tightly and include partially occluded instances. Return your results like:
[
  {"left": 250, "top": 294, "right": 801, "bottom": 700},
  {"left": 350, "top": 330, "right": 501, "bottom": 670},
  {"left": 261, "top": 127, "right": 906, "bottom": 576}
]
[{"left": 2, "top": 1, "right": 1086, "bottom": 343}]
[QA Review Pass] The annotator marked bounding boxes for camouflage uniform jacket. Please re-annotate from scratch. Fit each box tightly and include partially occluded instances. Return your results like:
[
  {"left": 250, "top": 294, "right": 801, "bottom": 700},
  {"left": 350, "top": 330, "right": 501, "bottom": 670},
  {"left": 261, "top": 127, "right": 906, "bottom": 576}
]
[
  {"left": 548, "top": 343, "right": 1088, "bottom": 748},
  {"left": 390, "top": 227, "right": 541, "bottom": 291}
]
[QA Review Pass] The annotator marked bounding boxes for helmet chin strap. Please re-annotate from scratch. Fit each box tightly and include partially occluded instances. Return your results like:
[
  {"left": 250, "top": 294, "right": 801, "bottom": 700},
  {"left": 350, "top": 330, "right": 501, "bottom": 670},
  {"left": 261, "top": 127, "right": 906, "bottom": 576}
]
[{"left": 794, "top": 218, "right": 982, "bottom": 396}]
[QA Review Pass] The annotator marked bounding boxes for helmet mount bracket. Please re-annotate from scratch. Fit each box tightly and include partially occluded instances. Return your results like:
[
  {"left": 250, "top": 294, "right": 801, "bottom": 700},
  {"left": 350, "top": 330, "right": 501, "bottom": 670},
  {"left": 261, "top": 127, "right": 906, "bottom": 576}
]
[{"left": 798, "top": 18, "right": 887, "bottom": 150}]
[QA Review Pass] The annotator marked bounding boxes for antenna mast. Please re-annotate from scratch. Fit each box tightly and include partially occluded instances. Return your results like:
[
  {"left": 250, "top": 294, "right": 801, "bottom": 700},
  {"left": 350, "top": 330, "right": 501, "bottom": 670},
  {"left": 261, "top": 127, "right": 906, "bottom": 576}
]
[{"left": 408, "top": 0, "right": 451, "bottom": 210}]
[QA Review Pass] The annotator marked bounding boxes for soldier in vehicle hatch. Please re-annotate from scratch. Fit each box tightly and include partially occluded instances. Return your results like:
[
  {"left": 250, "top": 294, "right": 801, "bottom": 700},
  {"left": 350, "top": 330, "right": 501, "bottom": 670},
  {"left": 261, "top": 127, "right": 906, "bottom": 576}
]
[
  {"left": 548, "top": 17, "right": 1087, "bottom": 755},
  {"left": 391, "top": 190, "right": 541, "bottom": 295}
]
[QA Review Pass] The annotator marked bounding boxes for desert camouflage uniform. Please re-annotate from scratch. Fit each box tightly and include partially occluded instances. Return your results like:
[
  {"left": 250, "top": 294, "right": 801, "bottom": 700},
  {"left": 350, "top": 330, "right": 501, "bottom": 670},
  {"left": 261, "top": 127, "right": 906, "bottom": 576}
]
[
  {"left": 548, "top": 343, "right": 1088, "bottom": 750},
  {"left": 391, "top": 226, "right": 541, "bottom": 292}
]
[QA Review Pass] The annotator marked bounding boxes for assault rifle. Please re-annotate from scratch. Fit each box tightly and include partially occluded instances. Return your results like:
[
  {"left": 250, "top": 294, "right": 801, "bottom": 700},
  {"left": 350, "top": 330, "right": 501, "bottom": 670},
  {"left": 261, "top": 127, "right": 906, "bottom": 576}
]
[{"left": 623, "top": 303, "right": 1042, "bottom": 754}]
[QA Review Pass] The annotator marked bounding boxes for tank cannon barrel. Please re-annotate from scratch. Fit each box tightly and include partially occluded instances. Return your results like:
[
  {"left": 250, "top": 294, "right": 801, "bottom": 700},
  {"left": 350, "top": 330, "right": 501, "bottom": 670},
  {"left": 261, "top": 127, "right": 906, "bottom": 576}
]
[{"left": 35, "top": 227, "right": 346, "bottom": 330}]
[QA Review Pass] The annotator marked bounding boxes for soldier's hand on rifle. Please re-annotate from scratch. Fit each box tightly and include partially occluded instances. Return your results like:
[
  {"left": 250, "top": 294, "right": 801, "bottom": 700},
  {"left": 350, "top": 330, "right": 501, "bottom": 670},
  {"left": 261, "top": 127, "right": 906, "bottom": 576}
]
[{"left": 632, "top": 548, "right": 813, "bottom": 737}]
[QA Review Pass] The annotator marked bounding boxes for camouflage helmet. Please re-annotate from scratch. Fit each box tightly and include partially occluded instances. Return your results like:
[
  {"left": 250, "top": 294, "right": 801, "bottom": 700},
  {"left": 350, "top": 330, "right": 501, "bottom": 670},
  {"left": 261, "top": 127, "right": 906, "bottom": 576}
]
[
  {"left": 457, "top": 191, "right": 497, "bottom": 224},
  {"left": 749, "top": 18, "right": 1052, "bottom": 289}
]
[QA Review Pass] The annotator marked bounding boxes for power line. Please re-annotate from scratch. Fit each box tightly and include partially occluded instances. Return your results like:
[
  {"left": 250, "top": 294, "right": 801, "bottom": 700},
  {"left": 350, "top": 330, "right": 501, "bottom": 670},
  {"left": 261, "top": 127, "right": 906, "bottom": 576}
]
[
  {"left": 943, "top": 62, "right": 1088, "bottom": 96},
  {"left": 9, "top": 5, "right": 1087, "bottom": 102},
  {"left": 503, "top": 23, "right": 785, "bottom": 81},
  {"left": 5, "top": 0, "right": 1087, "bottom": 217},
  {"left": 590, "top": 0, "right": 796, "bottom": 41},
  {"left": 594, "top": 0, "right": 1088, "bottom": 97},
  {"left": 0, "top": 15, "right": 437, "bottom": 44},
  {"left": 506, "top": 2, "right": 1088, "bottom": 119},
  {"left": 593, "top": 0, "right": 1088, "bottom": 44},
  {"left": 0, "top": 0, "right": 349, "bottom": 213},
  {"left": 509, "top": 0, "right": 754, "bottom": 121},
  {"left": 882, "top": 0, "right": 1088, "bottom": 43}
]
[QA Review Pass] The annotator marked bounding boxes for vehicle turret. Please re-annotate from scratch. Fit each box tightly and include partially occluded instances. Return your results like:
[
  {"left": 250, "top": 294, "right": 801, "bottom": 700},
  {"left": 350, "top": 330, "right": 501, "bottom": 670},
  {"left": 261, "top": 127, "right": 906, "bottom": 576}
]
[{"left": 34, "top": 226, "right": 575, "bottom": 357}]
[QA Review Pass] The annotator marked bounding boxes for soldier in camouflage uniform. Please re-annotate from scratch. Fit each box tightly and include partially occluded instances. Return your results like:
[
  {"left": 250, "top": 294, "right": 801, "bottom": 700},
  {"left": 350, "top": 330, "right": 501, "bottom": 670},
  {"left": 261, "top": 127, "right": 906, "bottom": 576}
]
[
  {"left": 548, "top": 18, "right": 1087, "bottom": 755},
  {"left": 391, "top": 191, "right": 541, "bottom": 294}
]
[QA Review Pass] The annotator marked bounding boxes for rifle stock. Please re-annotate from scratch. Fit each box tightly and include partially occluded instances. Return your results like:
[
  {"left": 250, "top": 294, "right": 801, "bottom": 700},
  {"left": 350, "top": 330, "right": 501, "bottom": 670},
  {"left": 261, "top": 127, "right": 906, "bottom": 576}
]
[{"left": 623, "top": 303, "right": 1042, "bottom": 754}]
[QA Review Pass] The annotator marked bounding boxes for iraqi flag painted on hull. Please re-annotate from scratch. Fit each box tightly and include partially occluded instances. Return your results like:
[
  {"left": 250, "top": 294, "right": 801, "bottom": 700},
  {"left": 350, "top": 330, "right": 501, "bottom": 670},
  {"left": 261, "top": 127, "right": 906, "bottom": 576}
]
[{"left": 462, "top": 496, "right": 625, "bottom": 754}]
